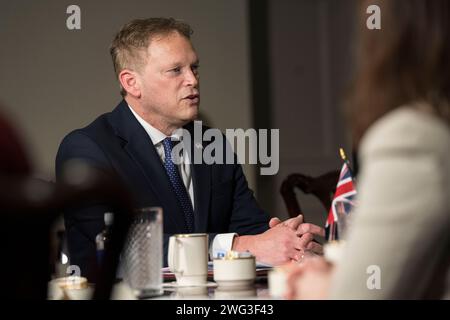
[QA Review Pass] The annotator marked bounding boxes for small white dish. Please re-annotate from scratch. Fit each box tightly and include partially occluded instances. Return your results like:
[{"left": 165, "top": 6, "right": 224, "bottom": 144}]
[
  {"left": 214, "top": 279, "right": 254, "bottom": 289},
  {"left": 213, "top": 253, "right": 256, "bottom": 289},
  {"left": 162, "top": 281, "right": 217, "bottom": 288}
]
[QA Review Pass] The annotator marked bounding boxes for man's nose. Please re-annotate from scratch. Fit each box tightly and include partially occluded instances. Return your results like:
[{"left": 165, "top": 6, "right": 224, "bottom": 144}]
[{"left": 185, "top": 69, "right": 199, "bottom": 87}]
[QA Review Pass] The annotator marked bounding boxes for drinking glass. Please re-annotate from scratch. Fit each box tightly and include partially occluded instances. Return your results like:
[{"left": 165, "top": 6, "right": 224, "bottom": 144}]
[{"left": 122, "top": 207, "right": 163, "bottom": 298}]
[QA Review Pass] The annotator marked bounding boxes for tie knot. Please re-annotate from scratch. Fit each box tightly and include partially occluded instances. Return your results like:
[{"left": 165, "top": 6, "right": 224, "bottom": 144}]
[
  {"left": 162, "top": 137, "right": 181, "bottom": 163},
  {"left": 162, "top": 137, "right": 174, "bottom": 151},
  {"left": 162, "top": 136, "right": 181, "bottom": 151}
]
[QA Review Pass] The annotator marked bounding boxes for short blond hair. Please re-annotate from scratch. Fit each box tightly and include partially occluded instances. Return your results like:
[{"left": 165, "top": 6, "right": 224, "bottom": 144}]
[{"left": 110, "top": 18, "right": 193, "bottom": 97}]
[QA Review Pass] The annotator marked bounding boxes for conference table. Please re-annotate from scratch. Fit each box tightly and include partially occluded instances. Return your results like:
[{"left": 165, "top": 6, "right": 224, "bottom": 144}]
[
  {"left": 111, "top": 272, "right": 272, "bottom": 300},
  {"left": 48, "top": 269, "right": 275, "bottom": 300}
]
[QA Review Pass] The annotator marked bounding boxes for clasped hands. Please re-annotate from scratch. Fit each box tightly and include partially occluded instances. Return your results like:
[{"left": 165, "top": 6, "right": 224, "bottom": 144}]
[{"left": 233, "top": 214, "right": 325, "bottom": 266}]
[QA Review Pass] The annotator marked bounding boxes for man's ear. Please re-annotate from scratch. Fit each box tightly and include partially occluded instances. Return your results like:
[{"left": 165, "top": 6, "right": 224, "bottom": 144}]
[{"left": 118, "top": 69, "right": 141, "bottom": 98}]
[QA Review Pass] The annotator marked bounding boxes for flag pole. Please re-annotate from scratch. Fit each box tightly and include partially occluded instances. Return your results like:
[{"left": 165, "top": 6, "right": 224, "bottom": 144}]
[{"left": 339, "top": 148, "right": 354, "bottom": 178}]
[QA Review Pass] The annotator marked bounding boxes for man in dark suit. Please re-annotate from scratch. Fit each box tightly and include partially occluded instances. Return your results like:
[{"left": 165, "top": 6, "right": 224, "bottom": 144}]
[{"left": 56, "top": 18, "right": 324, "bottom": 279}]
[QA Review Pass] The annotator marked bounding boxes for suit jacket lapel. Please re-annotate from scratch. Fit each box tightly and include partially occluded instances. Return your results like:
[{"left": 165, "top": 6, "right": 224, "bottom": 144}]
[
  {"left": 185, "top": 122, "right": 211, "bottom": 233},
  {"left": 108, "top": 101, "right": 187, "bottom": 231}
]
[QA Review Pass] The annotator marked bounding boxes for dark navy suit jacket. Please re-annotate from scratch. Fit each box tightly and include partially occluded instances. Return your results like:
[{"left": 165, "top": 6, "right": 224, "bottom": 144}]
[{"left": 56, "top": 100, "right": 269, "bottom": 278}]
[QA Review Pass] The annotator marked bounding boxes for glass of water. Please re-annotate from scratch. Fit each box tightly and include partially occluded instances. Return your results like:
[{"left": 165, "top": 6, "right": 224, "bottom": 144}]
[{"left": 122, "top": 207, "right": 163, "bottom": 298}]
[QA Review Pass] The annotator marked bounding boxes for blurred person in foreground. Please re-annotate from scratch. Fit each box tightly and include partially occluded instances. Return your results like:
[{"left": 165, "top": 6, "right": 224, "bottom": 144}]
[{"left": 285, "top": 0, "right": 450, "bottom": 299}]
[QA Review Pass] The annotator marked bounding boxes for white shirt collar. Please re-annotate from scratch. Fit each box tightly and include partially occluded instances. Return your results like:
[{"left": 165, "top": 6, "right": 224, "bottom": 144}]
[{"left": 128, "top": 105, "right": 183, "bottom": 145}]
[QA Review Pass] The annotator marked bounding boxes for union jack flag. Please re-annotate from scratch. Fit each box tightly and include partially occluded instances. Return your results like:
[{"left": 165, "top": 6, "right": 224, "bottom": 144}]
[{"left": 325, "top": 163, "right": 357, "bottom": 241}]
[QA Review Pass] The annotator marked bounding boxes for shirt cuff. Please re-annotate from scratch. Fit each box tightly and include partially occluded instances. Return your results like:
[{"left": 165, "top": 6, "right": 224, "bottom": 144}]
[{"left": 210, "top": 233, "right": 237, "bottom": 259}]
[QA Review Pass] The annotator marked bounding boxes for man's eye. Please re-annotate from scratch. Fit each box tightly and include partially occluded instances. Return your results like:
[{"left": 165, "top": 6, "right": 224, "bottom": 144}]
[
  {"left": 170, "top": 67, "right": 181, "bottom": 73},
  {"left": 191, "top": 64, "right": 199, "bottom": 74}
]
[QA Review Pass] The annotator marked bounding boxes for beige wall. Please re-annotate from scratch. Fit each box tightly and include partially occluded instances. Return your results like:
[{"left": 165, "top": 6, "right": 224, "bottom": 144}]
[
  {"left": 0, "top": 0, "right": 256, "bottom": 190},
  {"left": 268, "top": 0, "right": 354, "bottom": 224}
]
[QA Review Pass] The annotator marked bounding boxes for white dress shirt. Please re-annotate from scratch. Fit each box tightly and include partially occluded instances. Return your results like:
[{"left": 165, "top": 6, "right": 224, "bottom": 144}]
[{"left": 128, "top": 106, "right": 236, "bottom": 258}]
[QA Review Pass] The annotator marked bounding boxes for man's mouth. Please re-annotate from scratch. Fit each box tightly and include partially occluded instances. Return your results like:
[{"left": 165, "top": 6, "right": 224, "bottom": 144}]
[{"left": 184, "top": 94, "right": 200, "bottom": 104}]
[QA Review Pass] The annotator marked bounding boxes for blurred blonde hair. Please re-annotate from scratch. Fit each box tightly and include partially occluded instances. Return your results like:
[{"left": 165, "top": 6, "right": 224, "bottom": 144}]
[{"left": 347, "top": 0, "right": 450, "bottom": 145}]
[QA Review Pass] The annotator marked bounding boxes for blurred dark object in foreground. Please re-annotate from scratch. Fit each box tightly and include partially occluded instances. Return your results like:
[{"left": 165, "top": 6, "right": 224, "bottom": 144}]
[
  {"left": 0, "top": 163, "right": 133, "bottom": 299},
  {"left": 0, "top": 109, "right": 133, "bottom": 299},
  {"left": 0, "top": 109, "right": 31, "bottom": 176}
]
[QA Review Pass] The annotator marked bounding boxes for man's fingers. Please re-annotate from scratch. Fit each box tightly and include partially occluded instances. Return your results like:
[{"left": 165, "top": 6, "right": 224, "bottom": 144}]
[
  {"left": 306, "top": 241, "right": 324, "bottom": 255},
  {"left": 295, "top": 232, "right": 315, "bottom": 249},
  {"left": 296, "top": 223, "right": 325, "bottom": 237},
  {"left": 289, "top": 249, "right": 305, "bottom": 262},
  {"left": 283, "top": 214, "right": 303, "bottom": 230},
  {"left": 269, "top": 217, "right": 281, "bottom": 228}
]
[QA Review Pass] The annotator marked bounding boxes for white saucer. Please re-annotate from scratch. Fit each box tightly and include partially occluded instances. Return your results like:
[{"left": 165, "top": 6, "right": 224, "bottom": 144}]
[
  {"left": 163, "top": 281, "right": 217, "bottom": 288},
  {"left": 215, "top": 279, "right": 254, "bottom": 288}
]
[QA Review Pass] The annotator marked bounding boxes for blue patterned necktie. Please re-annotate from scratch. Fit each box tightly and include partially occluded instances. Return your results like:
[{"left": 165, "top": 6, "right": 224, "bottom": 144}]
[{"left": 161, "top": 137, "right": 195, "bottom": 232}]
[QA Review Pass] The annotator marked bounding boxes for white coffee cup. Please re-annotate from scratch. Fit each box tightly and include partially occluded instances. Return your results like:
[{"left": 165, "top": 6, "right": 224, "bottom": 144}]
[
  {"left": 324, "top": 240, "right": 346, "bottom": 264},
  {"left": 48, "top": 276, "right": 93, "bottom": 300},
  {"left": 268, "top": 267, "right": 287, "bottom": 298},
  {"left": 213, "top": 251, "right": 256, "bottom": 289},
  {"left": 168, "top": 233, "right": 208, "bottom": 286}
]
